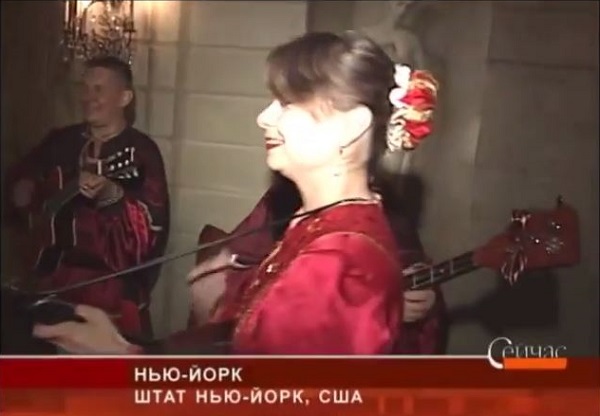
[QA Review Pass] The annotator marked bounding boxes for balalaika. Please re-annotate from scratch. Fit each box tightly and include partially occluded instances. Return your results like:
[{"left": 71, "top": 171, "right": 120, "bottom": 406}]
[{"left": 16, "top": 147, "right": 140, "bottom": 276}]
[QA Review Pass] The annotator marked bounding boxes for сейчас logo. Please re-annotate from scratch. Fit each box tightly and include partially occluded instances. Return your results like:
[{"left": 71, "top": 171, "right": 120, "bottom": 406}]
[{"left": 487, "top": 337, "right": 567, "bottom": 370}]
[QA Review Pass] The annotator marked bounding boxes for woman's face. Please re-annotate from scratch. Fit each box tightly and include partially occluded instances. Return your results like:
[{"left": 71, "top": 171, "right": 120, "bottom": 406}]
[{"left": 256, "top": 99, "right": 344, "bottom": 179}]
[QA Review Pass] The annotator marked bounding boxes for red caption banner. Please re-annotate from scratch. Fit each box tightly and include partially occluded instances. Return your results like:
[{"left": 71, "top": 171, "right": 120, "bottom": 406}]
[{"left": 1, "top": 357, "right": 599, "bottom": 416}]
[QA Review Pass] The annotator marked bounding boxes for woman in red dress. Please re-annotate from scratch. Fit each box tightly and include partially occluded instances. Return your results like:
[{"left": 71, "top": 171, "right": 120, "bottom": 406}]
[
  {"left": 33, "top": 31, "right": 439, "bottom": 355},
  {"left": 189, "top": 172, "right": 446, "bottom": 354}
]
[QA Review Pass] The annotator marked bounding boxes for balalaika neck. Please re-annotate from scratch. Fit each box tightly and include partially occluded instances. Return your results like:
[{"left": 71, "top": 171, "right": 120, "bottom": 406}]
[{"left": 405, "top": 251, "right": 478, "bottom": 290}]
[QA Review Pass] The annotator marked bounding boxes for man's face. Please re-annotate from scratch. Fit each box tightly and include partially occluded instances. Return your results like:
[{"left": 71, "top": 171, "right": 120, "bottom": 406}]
[{"left": 80, "top": 67, "right": 131, "bottom": 126}]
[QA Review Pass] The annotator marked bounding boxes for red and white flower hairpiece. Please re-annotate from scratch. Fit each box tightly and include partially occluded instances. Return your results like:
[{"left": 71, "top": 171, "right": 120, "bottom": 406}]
[{"left": 386, "top": 64, "right": 439, "bottom": 152}]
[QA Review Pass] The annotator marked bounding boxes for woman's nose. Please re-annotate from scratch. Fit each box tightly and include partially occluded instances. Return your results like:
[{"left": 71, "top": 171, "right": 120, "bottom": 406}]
[{"left": 256, "top": 101, "right": 281, "bottom": 129}]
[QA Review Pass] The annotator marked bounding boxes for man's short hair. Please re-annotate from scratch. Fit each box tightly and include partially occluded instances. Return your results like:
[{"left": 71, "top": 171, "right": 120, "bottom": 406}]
[{"left": 84, "top": 56, "right": 134, "bottom": 90}]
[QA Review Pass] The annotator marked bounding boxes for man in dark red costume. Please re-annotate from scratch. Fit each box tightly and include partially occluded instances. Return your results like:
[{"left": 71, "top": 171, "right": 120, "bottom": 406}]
[{"left": 4, "top": 56, "right": 170, "bottom": 339}]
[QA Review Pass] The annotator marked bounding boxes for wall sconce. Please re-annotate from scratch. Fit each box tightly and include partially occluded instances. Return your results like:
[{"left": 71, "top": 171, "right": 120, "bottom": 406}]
[{"left": 61, "top": 0, "right": 136, "bottom": 64}]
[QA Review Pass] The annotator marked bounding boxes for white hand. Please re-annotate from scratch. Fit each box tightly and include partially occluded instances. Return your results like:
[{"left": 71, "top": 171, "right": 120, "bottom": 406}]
[
  {"left": 403, "top": 289, "right": 436, "bottom": 323},
  {"left": 32, "top": 305, "right": 130, "bottom": 354}
]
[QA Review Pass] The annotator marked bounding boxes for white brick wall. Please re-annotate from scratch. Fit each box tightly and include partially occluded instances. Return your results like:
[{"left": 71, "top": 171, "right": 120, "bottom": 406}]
[
  {"left": 182, "top": 95, "right": 269, "bottom": 146},
  {"left": 187, "top": 1, "right": 306, "bottom": 48}
]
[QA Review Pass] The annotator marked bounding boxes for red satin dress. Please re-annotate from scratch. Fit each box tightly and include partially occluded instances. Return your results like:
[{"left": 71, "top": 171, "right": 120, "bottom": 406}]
[
  {"left": 201, "top": 188, "right": 447, "bottom": 354},
  {"left": 4, "top": 123, "right": 170, "bottom": 336},
  {"left": 206, "top": 200, "right": 404, "bottom": 354}
]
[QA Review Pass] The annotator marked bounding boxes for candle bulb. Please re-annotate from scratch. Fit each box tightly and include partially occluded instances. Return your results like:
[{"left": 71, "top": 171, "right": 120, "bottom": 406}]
[{"left": 64, "top": 0, "right": 69, "bottom": 26}]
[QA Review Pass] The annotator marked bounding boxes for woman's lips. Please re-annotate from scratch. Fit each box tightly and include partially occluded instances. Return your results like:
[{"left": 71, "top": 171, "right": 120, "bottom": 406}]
[{"left": 265, "top": 138, "right": 283, "bottom": 150}]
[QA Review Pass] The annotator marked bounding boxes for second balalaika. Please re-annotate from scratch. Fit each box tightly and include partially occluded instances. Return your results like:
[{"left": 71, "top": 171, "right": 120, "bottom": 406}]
[{"left": 17, "top": 147, "right": 140, "bottom": 276}]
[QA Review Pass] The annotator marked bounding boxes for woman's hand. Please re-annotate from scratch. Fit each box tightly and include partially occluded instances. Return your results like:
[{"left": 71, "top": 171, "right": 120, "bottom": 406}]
[
  {"left": 187, "top": 248, "right": 232, "bottom": 323},
  {"left": 186, "top": 248, "right": 233, "bottom": 285},
  {"left": 32, "top": 305, "right": 132, "bottom": 354}
]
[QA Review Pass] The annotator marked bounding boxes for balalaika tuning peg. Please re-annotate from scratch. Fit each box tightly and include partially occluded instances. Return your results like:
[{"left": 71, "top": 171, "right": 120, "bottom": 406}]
[{"left": 510, "top": 210, "right": 531, "bottom": 228}]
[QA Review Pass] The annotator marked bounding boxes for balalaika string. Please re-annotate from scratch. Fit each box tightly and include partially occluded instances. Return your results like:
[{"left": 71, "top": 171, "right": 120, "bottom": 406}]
[{"left": 5, "top": 197, "right": 372, "bottom": 298}]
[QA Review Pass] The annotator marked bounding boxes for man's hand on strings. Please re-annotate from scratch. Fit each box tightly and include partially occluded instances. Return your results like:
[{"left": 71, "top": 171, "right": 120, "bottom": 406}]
[
  {"left": 79, "top": 171, "right": 110, "bottom": 199},
  {"left": 402, "top": 262, "right": 437, "bottom": 323},
  {"left": 32, "top": 304, "right": 132, "bottom": 354},
  {"left": 403, "top": 289, "right": 436, "bottom": 322},
  {"left": 79, "top": 171, "right": 123, "bottom": 201}
]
